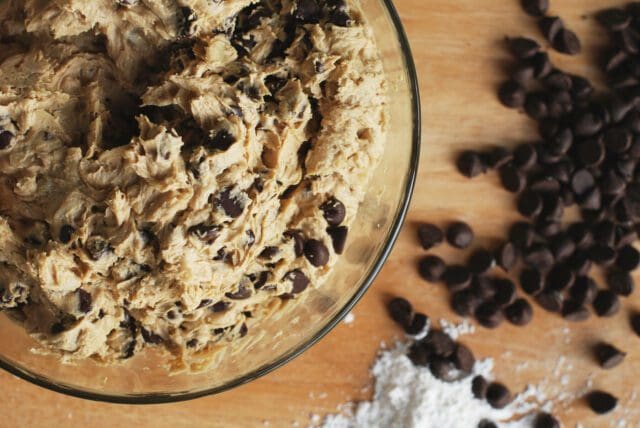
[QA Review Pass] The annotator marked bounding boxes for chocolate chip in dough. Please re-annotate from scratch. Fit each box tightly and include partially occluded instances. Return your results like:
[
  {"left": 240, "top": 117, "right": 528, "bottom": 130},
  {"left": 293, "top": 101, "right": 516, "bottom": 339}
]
[
  {"left": 417, "top": 223, "right": 444, "bottom": 250},
  {"left": 77, "top": 289, "right": 92, "bottom": 313},
  {"left": 320, "top": 197, "right": 346, "bottom": 226},
  {"left": 294, "top": 0, "right": 321, "bottom": 23},
  {"left": 533, "top": 412, "right": 561, "bottom": 428},
  {"left": 586, "top": 390, "right": 618, "bottom": 414},
  {"left": 59, "top": 225, "right": 75, "bottom": 244},
  {"left": 304, "top": 239, "right": 330, "bottom": 266},
  {"left": 285, "top": 269, "right": 310, "bottom": 294},
  {"left": 284, "top": 230, "right": 305, "bottom": 257},
  {"left": 215, "top": 188, "right": 244, "bottom": 218},
  {"left": 327, "top": 226, "right": 348, "bottom": 254},
  {"left": 225, "top": 284, "right": 252, "bottom": 300},
  {"left": 594, "top": 342, "right": 626, "bottom": 369},
  {"left": 140, "top": 327, "right": 163, "bottom": 344},
  {"left": 0, "top": 130, "right": 13, "bottom": 150}
]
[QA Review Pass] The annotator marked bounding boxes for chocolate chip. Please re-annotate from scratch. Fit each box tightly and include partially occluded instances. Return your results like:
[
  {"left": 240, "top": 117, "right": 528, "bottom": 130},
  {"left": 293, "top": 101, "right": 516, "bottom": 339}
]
[
  {"left": 578, "top": 139, "right": 606, "bottom": 167},
  {"left": 285, "top": 230, "right": 305, "bottom": 257},
  {"left": 597, "top": 8, "right": 632, "bottom": 31},
  {"left": 141, "top": 327, "right": 163, "bottom": 344},
  {"left": 304, "top": 239, "right": 329, "bottom": 266},
  {"left": 534, "top": 412, "right": 561, "bottom": 428},
  {"left": 495, "top": 242, "right": 517, "bottom": 272},
  {"left": 586, "top": 390, "right": 618, "bottom": 414},
  {"left": 493, "top": 278, "right": 517, "bottom": 307},
  {"left": 0, "top": 130, "right": 13, "bottom": 150},
  {"left": 320, "top": 197, "right": 346, "bottom": 226},
  {"left": 546, "top": 265, "right": 575, "bottom": 291},
  {"left": 593, "top": 221, "right": 616, "bottom": 247},
  {"left": 446, "top": 222, "right": 474, "bottom": 249},
  {"left": 483, "top": 147, "right": 513, "bottom": 169},
  {"left": 510, "top": 222, "right": 535, "bottom": 249},
  {"left": 418, "top": 255, "right": 446, "bottom": 282},
  {"left": 207, "top": 129, "right": 236, "bottom": 151},
  {"left": 505, "top": 298, "right": 533, "bottom": 326},
  {"left": 499, "top": 165, "right": 527, "bottom": 193},
  {"left": 562, "top": 300, "right": 590, "bottom": 321},
  {"left": 85, "top": 236, "right": 112, "bottom": 260},
  {"left": 405, "top": 312, "right": 428, "bottom": 335},
  {"left": 457, "top": 151, "right": 486, "bottom": 178},
  {"left": 451, "top": 343, "right": 475, "bottom": 373},
  {"left": 188, "top": 224, "right": 221, "bottom": 244},
  {"left": 468, "top": 249, "right": 494, "bottom": 274},
  {"left": 486, "top": 382, "right": 512, "bottom": 409},
  {"left": 471, "top": 276, "right": 496, "bottom": 300},
  {"left": 429, "top": 356, "right": 459, "bottom": 382},
  {"left": 388, "top": 297, "right": 412, "bottom": 327},
  {"left": 553, "top": 28, "right": 581, "bottom": 55},
  {"left": 417, "top": 223, "right": 444, "bottom": 250},
  {"left": 619, "top": 27, "right": 640, "bottom": 54},
  {"left": 294, "top": 0, "right": 320, "bottom": 23},
  {"left": 478, "top": 421, "right": 497, "bottom": 428},
  {"left": 594, "top": 342, "right": 626, "bottom": 369},
  {"left": 215, "top": 188, "right": 244, "bottom": 218},
  {"left": 568, "top": 222, "right": 593, "bottom": 249},
  {"left": 520, "top": 268, "right": 544, "bottom": 295},
  {"left": 521, "top": 0, "right": 548, "bottom": 16},
  {"left": 550, "top": 235, "right": 576, "bottom": 261},
  {"left": 407, "top": 342, "right": 432, "bottom": 366},
  {"left": 593, "top": 289, "right": 620, "bottom": 317},
  {"left": 451, "top": 289, "right": 481, "bottom": 317},
  {"left": 570, "top": 75, "right": 593, "bottom": 101},
  {"left": 539, "top": 16, "right": 564, "bottom": 42},
  {"left": 259, "top": 246, "right": 279, "bottom": 259},
  {"left": 286, "top": 269, "right": 310, "bottom": 294},
  {"left": 606, "top": 269, "right": 634, "bottom": 296},
  {"left": 589, "top": 244, "right": 617, "bottom": 266},
  {"left": 424, "top": 330, "right": 456, "bottom": 357},
  {"left": 225, "top": 284, "right": 252, "bottom": 300},
  {"left": 573, "top": 112, "right": 603, "bottom": 137},
  {"left": 536, "top": 291, "right": 564, "bottom": 313},
  {"left": 498, "top": 80, "right": 526, "bottom": 108},
  {"left": 545, "top": 72, "right": 573, "bottom": 91},
  {"left": 630, "top": 313, "right": 640, "bottom": 336},
  {"left": 615, "top": 245, "right": 640, "bottom": 271},
  {"left": 327, "top": 9, "right": 352, "bottom": 26},
  {"left": 508, "top": 37, "right": 541, "bottom": 59},
  {"left": 517, "top": 190, "right": 543, "bottom": 218},
  {"left": 122, "top": 341, "right": 136, "bottom": 359},
  {"left": 186, "top": 338, "right": 198, "bottom": 348},
  {"left": 59, "top": 225, "right": 75, "bottom": 244},
  {"left": 475, "top": 301, "right": 504, "bottom": 328},
  {"left": 472, "top": 375, "right": 489, "bottom": 399},
  {"left": 569, "top": 276, "right": 598, "bottom": 306},
  {"left": 327, "top": 226, "right": 348, "bottom": 254},
  {"left": 525, "top": 93, "right": 549, "bottom": 119},
  {"left": 443, "top": 265, "right": 472, "bottom": 292},
  {"left": 211, "top": 301, "right": 230, "bottom": 312},
  {"left": 524, "top": 244, "right": 555, "bottom": 271},
  {"left": 77, "top": 289, "right": 92, "bottom": 313}
]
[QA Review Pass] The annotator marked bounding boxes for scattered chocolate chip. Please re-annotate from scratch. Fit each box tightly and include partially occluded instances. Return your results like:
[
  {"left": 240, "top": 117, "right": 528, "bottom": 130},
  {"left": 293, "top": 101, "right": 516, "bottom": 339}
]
[
  {"left": 597, "top": 8, "right": 632, "bottom": 31},
  {"left": 468, "top": 249, "right": 494, "bottom": 274},
  {"left": 451, "top": 343, "right": 475, "bottom": 373},
  {"left": 451, "top": 289, "right": 481, "bottom": 317},
  {"left": 606, "top": 269, "right": 634, "bottom": 296},
  {"left": 521, "top": 0, "right": 549, "bottom": 16},
  {"left": 495, "top": 242, "right": 517, "bottom": 272},
  {"left": 539, "top": 16, "right": 564, "bottom": 42},
  {"left": 524, "top": 244, "right": 555, "bottom": 271},
  {"left": 616, "top": 245, "right": 640, "bottom": 271},
  {"left": 320, "top": 197, "right": 346, "bottom": 226},
  {"left": 472, "top": 375, "right": 489, "bottom": 399},
  {"left": 304, "top": 239, "right": 330, "bottom": 266},
  {"left": 457, "top": 151, "right": 486, "bottom": 177},
  {"left": 498, "top": 80, "right": 526, "bottom": 108},
  {"left": 388, "top": 297, "right": 413, "bottom": 327},
  {"left": 505, "top": 298, "right": 533, "bottom": 326},
  {"left": 569, "top": 276, "right": 598, "bottom": 306},
  {"left": 630, "top": 313, "right": 640, "bottom": 336},
  {"left": 486, "top": 382, "right": 512, "bottom": 409},
  {"left": 508, "top": 37, "right": 541, "bottom": 59},
  {"left": 475, "top": 301, "right": 504, "bottom": 328},
  {"left": 546, "top": 264, "right": 576, "bottom": 292},
  {"left": 484, "top": 147, "right": 513, "bottom": 169},
  {"left": 593, "top": 289, "right": 620, "bottom": 317},
  {"left": 327, "top": 226, "right": 348, "bottom": 254},
  {"left": 418, "top": 255, "right": 446, "bottom": 282},
  {"left": 405, "top": 312, "right": 428, "bottom": 335},
  {"left": 407, "top": 342, "right": 432, "bottom": 366},
  {"left": 553, "top": 28, "right": 582, "bottom": 55},
  {"left": 589, "top": 244, "right": 617, "bottom": 266},
  {"left": 510, "top": 222, "right": 536, "bottom": 249},
  {"left": 429, "top": 356, "right": 460, "bottom": 382},
  {"left": 594, "top": 342, "right": 626, "bottom": 369},
  {"left": 417, "top": 223, "right": 444, "bottom": 250},
  {"left": 562, "top": 299, "right": 590, "bottom": 321},
  {"left": 586, "top": 390, "right": 618, "bottom": 414},
  {"left": 517, "top": 190, "right": 543, "bottom": 218},
  {"left": 424, "top": 330, "right": 456, "bottom": 357},
  {"left": 534, "top": 412, "right": 561, "bottom": 428},
  {"left": 493, "top": 278, "right": 517, "bottom": 307},
  {"left": 471, "top": 276, "right": 497, "bottom": 300},
  {"left": 443, "top": 265, "right": 472, "bottom": 292},
  {"left": 520, "top": 268, "right": 545, "bottom": 295},
  {"left": 536, "top": 291, "right": 564, "bottom": 313},
  {"left": 285, "top": 269, "right": 309, "bottom": 294},
  {"left": 446, "top": 222, "right": 474, "bottom": 249},
  {"left": 499, "top": 165, "right": 528, "bottom": 193}
]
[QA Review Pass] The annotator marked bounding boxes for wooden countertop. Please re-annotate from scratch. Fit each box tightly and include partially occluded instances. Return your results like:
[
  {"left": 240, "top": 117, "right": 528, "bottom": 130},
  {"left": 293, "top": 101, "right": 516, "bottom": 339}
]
[{"left": 2, "top": 0, "right": 640, "bottom": 426}]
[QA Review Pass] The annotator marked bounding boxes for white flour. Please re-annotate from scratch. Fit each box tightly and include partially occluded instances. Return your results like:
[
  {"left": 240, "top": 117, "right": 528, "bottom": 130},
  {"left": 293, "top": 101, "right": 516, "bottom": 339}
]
[{"left": 317, "top": 323, "right": 548, "bottom": 428}]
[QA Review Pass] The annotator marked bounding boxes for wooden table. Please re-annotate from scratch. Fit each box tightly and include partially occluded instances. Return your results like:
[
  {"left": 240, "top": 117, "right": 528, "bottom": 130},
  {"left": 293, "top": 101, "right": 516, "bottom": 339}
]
[{"left": 2, "top": 0, "right": 640, "bottom": 426}]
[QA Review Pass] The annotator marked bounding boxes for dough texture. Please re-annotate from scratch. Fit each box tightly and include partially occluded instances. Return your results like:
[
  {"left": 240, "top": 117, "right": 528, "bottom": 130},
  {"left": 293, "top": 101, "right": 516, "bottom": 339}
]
[{"left": 0, "top": 0, "right": 386, "bottom": 370}]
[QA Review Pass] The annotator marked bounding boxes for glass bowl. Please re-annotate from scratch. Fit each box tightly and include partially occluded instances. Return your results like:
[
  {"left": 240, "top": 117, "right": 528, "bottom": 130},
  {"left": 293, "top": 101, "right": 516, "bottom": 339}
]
[{"left": 0, "top": 0, "right": 420, "bottom": 403}]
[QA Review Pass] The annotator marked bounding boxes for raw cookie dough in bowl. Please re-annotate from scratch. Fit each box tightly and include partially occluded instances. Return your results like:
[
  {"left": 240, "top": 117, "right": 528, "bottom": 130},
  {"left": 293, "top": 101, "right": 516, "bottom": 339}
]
[{"left": 0, "top": 0, "right": 419, "bottom": 401}]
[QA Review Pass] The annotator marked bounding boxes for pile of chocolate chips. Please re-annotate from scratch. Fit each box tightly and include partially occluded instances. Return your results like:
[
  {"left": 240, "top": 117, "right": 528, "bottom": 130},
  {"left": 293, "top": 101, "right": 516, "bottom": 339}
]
[
  {"left": 387, "top": 296, "right": 561, "bottom": 428},
  {"left": 414, "top": 0, "right": 640, "bottom": 420}
]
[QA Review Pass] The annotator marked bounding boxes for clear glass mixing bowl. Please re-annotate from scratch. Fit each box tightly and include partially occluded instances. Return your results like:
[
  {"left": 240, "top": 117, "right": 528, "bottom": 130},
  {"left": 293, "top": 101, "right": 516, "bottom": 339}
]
[{"left": 0, "top": 0, "right": 420, "bottom": 403}]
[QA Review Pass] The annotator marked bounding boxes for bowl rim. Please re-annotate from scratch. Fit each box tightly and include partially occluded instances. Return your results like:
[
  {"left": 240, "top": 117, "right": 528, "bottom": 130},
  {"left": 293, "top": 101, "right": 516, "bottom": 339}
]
[{"left": 0, "top": 0, "right": 421, "bottom": 404}]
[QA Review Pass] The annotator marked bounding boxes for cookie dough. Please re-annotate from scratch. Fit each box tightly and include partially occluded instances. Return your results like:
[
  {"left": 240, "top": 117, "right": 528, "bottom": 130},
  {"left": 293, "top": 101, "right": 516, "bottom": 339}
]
[{"left": 0, "top": 0, "right": 386, "bottom": 370}]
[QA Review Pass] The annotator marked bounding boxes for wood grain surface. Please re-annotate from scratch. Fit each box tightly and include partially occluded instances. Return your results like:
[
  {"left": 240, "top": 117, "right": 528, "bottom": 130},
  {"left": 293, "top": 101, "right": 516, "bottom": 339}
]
[{"left": 1, "top": 1, "right": 640, "bottom": 427}]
